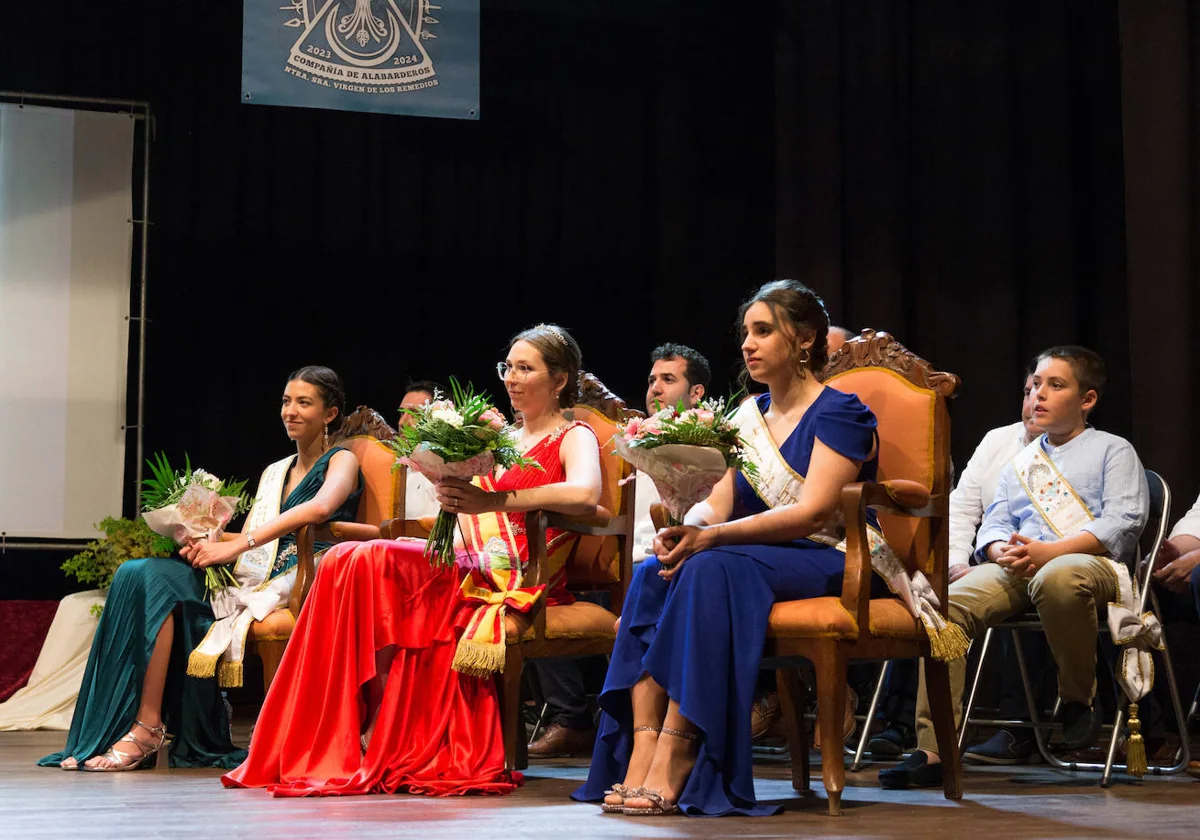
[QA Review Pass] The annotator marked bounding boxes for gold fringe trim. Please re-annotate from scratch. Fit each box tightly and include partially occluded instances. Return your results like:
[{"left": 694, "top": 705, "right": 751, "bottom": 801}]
[
  {"left": 926, "top": 621, "right": 971, "bottom": 662},
  {"left": 451, "top": 637, "right": 507, "bottom": 677},
  {"left": 218, "top": 660, "right": 244, "bottom": 689},
  {"left": 1125, "top": 703, "right": 1147, "bottom": 778},
  {"left": 186, "top": 648, "right": 220, "bottom": 679}
]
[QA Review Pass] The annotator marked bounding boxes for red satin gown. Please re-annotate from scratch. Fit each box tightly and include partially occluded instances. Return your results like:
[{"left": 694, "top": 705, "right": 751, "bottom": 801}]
[{"left": 222, "top": 423, "right": 588, "bottom": 797}]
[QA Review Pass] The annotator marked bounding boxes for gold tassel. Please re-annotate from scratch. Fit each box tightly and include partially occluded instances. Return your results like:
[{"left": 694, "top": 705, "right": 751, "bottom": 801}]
[
  {"left": 451, "top": 638, "right": 507, "bottom": 677},
  {"left": 186, "top": 649, "right": 219, "bottom": 679},
  {"left": 927, "top": 621, "right": 971, "bottom": 662},
  {"left": 218, "top": 660, "right": 244, "bottom": 689},
  {"left": 1125, "top": 702, "right": 1146, "bottom": 778}
]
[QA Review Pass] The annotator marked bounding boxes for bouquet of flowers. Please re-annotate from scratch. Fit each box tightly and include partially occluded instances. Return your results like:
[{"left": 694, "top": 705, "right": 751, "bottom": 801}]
[
  {"left": 389, "top": 379, "right": 540, "bottom": 568},
  {"left": 140, "top": 453, "right": 255, "bottom": 597},
  {"left": 613, "top": 397, "right": 757, "bottom": 525}
]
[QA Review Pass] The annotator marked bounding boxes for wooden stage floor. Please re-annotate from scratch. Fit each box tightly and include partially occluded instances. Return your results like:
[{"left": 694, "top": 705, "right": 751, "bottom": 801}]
[{"left": 3, "top": 729, "right": 1196, "bottom": 839}]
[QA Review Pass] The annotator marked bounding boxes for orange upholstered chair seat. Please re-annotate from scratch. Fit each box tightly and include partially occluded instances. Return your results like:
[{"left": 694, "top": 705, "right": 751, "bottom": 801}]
[
  {"left": 505, "top": 600, "right": 619, "bottom": 642},
  {"left": 767, "top": 596, "right": 924, "bottom": 642},
  {"left": 249, "top": 608, "right": 296, "bottom": 642}
]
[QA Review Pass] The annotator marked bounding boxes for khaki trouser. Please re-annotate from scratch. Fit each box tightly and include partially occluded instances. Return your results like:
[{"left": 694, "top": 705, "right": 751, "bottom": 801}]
[{"left": 915, "top": 554, "right": 1118, "bottom": 755}]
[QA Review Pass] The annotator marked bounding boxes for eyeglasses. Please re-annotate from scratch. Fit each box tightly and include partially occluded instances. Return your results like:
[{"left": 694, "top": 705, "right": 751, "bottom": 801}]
[{"left": 496, "top": 362, "right": 542, "bottom": 382}]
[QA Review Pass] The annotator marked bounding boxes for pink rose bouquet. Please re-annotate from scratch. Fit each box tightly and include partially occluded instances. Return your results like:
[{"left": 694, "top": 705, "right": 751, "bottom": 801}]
[
  {"left": 390, "top": 378, "right": 540, "bottom": 568},
  {"left": 613, "top": 397, "right": 757, "bottom": 525},
  {"left": 139, "top": 453, "right": 254, "bottom": 597}
]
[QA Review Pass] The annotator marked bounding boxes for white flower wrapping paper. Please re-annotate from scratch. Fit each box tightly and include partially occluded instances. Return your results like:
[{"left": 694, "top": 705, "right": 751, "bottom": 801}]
[
  {"left": 402, "top": 444, "right": 496, "bottom": 483},
  {"left": 142, "top": 483, "right": 241, "bottom": 544},
  {"left": 611, "top": 436, "right": 729, "bottom": 523}
]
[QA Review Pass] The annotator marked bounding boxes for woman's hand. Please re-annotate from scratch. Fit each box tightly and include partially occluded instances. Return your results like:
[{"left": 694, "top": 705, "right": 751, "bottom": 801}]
[
  {"left": 656, "top": 524, "right": 719, "bottom": 581},
  {"left": 434, "top": 478, "right": 496, "bottom": 516},
  {"left": 187, "top": 538, "right": 241, "bottom": 569}
]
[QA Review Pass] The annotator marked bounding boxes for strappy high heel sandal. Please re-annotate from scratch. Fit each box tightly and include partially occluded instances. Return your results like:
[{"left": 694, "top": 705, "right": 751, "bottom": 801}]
[
  {"left": 622, "top": 726, "right": 698, "bottom": 816},
  {"left": 83, "top": 720, "right": 169, "bottom": 772},
  {"left": 602, "top": 725, "right": 661, "bottom": 813}
]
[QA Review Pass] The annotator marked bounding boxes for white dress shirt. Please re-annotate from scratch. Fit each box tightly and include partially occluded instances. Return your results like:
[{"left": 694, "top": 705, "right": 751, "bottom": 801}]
[
  {"left": 405, "top": 469, "right": 441, "bottom": 520},
  {"left": 1169, "top": 490, "right": 1200, "bottom": 541},
  {"left": 949, "top": 421, "right": 1029, "bottom": 568},
  {"left": 631, "top": 470, "right": 661, "bottom": 564}
]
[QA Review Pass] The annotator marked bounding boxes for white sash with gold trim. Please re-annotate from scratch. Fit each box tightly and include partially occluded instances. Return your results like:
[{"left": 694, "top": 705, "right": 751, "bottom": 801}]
[
  {"left": 186, "top": 455, "right": 298, "bottom": 687},
  {"left": 1011, "top": 441, "right": 1162, "bottom": 703},
  {"left": 732, "top": 399, "right": 968, "bottom": 661}
]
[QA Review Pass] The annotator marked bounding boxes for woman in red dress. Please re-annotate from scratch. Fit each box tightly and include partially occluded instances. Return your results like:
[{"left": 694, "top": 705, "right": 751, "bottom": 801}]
[{"left": 222, "top": 324, "right": 602, "bottom": 797}]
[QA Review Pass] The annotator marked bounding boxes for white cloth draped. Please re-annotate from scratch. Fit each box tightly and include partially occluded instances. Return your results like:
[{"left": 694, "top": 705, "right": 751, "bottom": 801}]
[{"left": 0, "top": 590, "right": 105, "bottom": 731}]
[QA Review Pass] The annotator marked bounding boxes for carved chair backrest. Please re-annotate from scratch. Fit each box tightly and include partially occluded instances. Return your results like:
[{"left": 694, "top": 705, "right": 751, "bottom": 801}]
[
  {"left": 560, "top": 373, "right": 634, "bottom": 589},
  {"left": 329, "top": 406, "right": 402, "bottom": 525},
  {"left": 822, "top": 330, "right": 959, "bottom": 578}
]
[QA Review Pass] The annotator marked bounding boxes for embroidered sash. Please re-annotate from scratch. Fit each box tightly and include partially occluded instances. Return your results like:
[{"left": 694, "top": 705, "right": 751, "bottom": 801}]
[
  {"left": 1011, "top": 441, "right": 1162, "bottom": 703},
  {"left": 732, "top": 398, "right": 969, "bottom": 661},
  {"left": 451, "top": 507, "right": 546, "bottom": 676},
  {"left": 187, "top": 455, "right": 298, "bottom": 687}
]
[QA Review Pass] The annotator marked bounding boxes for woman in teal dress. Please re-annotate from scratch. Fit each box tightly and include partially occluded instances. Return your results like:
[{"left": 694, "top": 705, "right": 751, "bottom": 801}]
[{"left": 41, "top": 365, "right": 363, "bottom": 771}]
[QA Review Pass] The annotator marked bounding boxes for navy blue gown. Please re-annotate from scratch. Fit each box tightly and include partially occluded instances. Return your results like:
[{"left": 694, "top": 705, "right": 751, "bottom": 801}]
[{"left": 574, "top": 388, "right": 887, "bottom": 816}]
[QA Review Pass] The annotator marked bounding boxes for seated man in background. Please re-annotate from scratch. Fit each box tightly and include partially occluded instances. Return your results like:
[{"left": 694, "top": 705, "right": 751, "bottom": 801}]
[
  {"left": 879, "top": 345, "right": 1148, "bottom": 789},
  {"left": 528, "top": 343, "right": 710, "bottom": 758},
  {"left": 631, "top": 343, "right": 711, "bottom": 562},
  {"left": 1151, "top": 491, "right": 1200, "bottom": 777},
  {"left": 868, "top": 364, "right": 1042, "bottom": 759},
  {"left": 399, "top": 379, "right": 445, "bottom": 519}
]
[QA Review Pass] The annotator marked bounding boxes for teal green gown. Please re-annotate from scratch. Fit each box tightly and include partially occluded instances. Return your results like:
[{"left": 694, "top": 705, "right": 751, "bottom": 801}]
[{"left": 39, "top": 447, "right": 362, "bottom": 769}]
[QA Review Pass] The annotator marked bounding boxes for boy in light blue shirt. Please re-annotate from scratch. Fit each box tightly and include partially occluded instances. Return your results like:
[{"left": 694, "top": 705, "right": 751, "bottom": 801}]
[{"left": 881, "top": 345, "right": 1148, "bottom": 789}]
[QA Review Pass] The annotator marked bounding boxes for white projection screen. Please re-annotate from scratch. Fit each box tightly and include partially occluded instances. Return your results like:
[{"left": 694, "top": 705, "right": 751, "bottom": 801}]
[{"left": 0, "top": 104, "right": 136, "bottom": 539}]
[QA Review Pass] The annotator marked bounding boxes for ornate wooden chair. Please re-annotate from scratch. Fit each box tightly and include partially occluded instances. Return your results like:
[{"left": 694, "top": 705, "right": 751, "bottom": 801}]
[
  {"left": 760, "top": 329, "right": 962, "bottom": 815},
  {"left": 247, "top": 406, "right": 402, "bottom": 691},
  {"left": 380, "top": 373, "right": 638, "bottom": 770}
]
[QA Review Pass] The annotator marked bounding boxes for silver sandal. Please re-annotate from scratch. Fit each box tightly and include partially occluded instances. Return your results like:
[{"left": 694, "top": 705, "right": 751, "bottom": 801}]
[
  {"left": 620, "top": 727, "right": 698, "bottom": 816},
  {"left": 602, "top": 725, "right": 662, "bottom": 813},
  {"left": 83, "top": 720, "right": 169, "bottom": 772}
]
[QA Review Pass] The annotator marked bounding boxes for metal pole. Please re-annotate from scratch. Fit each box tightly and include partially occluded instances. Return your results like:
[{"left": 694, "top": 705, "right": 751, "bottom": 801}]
[
  {"left": 135, "top": 106, "right": 151, "bottom": 512},
  {"left": 0, "top": 91, "right": 148, "bottom": 112}
]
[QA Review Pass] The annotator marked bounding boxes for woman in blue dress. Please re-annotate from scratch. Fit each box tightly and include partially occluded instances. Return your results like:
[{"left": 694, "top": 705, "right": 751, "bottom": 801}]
[{"left": 575, "top": 279, "right": 889, "bottom": 816}]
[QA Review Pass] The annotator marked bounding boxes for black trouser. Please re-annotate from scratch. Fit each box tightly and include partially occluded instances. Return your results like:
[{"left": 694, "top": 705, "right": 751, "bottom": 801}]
[{"left": 529, "top": 658, "right": 598, "bottom": 730}]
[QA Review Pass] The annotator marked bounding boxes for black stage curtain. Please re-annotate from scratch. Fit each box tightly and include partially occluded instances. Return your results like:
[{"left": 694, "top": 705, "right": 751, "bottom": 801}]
[
  {"left": 776, "top": 0, "right": 1132, "bottom": 477},
  {"left": 3, "top": 1, "right": 1196, "bottom": 598}
]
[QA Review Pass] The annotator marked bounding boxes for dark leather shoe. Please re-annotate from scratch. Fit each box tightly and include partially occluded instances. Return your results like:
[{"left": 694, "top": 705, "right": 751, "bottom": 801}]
[
  {"left": 527, "top": 722, "right": 597, "bottom": 758},
  {"left": 868, "top": 725, "right": 917, "bottom": 758},
  {"left": 1059, "top": 702, "right": 1101, "bottom": 751},
  {"left": 878, "top": 750, "right": 943, "bottom": 790},
  {"left": 750, "top": 692, "right": 782, "bottom": 741},
  {"left": 1116, "top": 733, "right": 1179, "bottom": 765},
  {"left": 1187, "top": 760, "right": 1200, "bottom": 779}
]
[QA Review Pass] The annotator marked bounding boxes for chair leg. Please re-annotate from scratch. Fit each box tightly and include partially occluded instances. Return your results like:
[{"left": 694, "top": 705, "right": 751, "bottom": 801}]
[
  {"left": 850, "top": 661, "right": 889, "bottom": 772},
  {"left": 499, "top": 646, "right": 526, "bottom": 771},
  {"left": 958, "top": 627, "right": 993, "bottom": 750},
  {"left": 1151, "top": 589, "right": 1193, "bottom": 771},
  {"left": 924, "top": 657, "right": 962, "bottom": 800},
  {"left": 256, "top": 639, "right": 287, "bottom": 693},
  {"left": 1011, "top": 631, "right": 1061, "bottom": 768},
  {"left": 812, "top": 644, "right": 849, "bottom": 815},
  {"left": 775, "top": 667, "right": 810, "bottom": 791}
]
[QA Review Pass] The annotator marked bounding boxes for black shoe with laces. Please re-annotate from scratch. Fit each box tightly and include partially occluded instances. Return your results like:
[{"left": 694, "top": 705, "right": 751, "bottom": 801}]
[{"left": 878, "top": 750, "right": 943, "bottom": 790}]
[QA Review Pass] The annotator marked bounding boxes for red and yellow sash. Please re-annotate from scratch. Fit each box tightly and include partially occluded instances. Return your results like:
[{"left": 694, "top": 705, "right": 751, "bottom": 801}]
[{"left": 452, "top": 488, "right": 575, "bottom": 677}]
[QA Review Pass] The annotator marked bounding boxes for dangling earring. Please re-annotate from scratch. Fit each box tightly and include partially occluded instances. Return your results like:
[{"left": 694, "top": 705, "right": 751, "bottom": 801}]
[{"left": 323, "top": 423, "right": 329, "bottom": 451}]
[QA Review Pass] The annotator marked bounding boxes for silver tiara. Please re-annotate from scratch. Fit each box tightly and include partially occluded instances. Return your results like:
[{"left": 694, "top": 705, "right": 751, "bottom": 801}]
[{"left": 532, "top": 323, "right": 568, "bottom": 347}]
